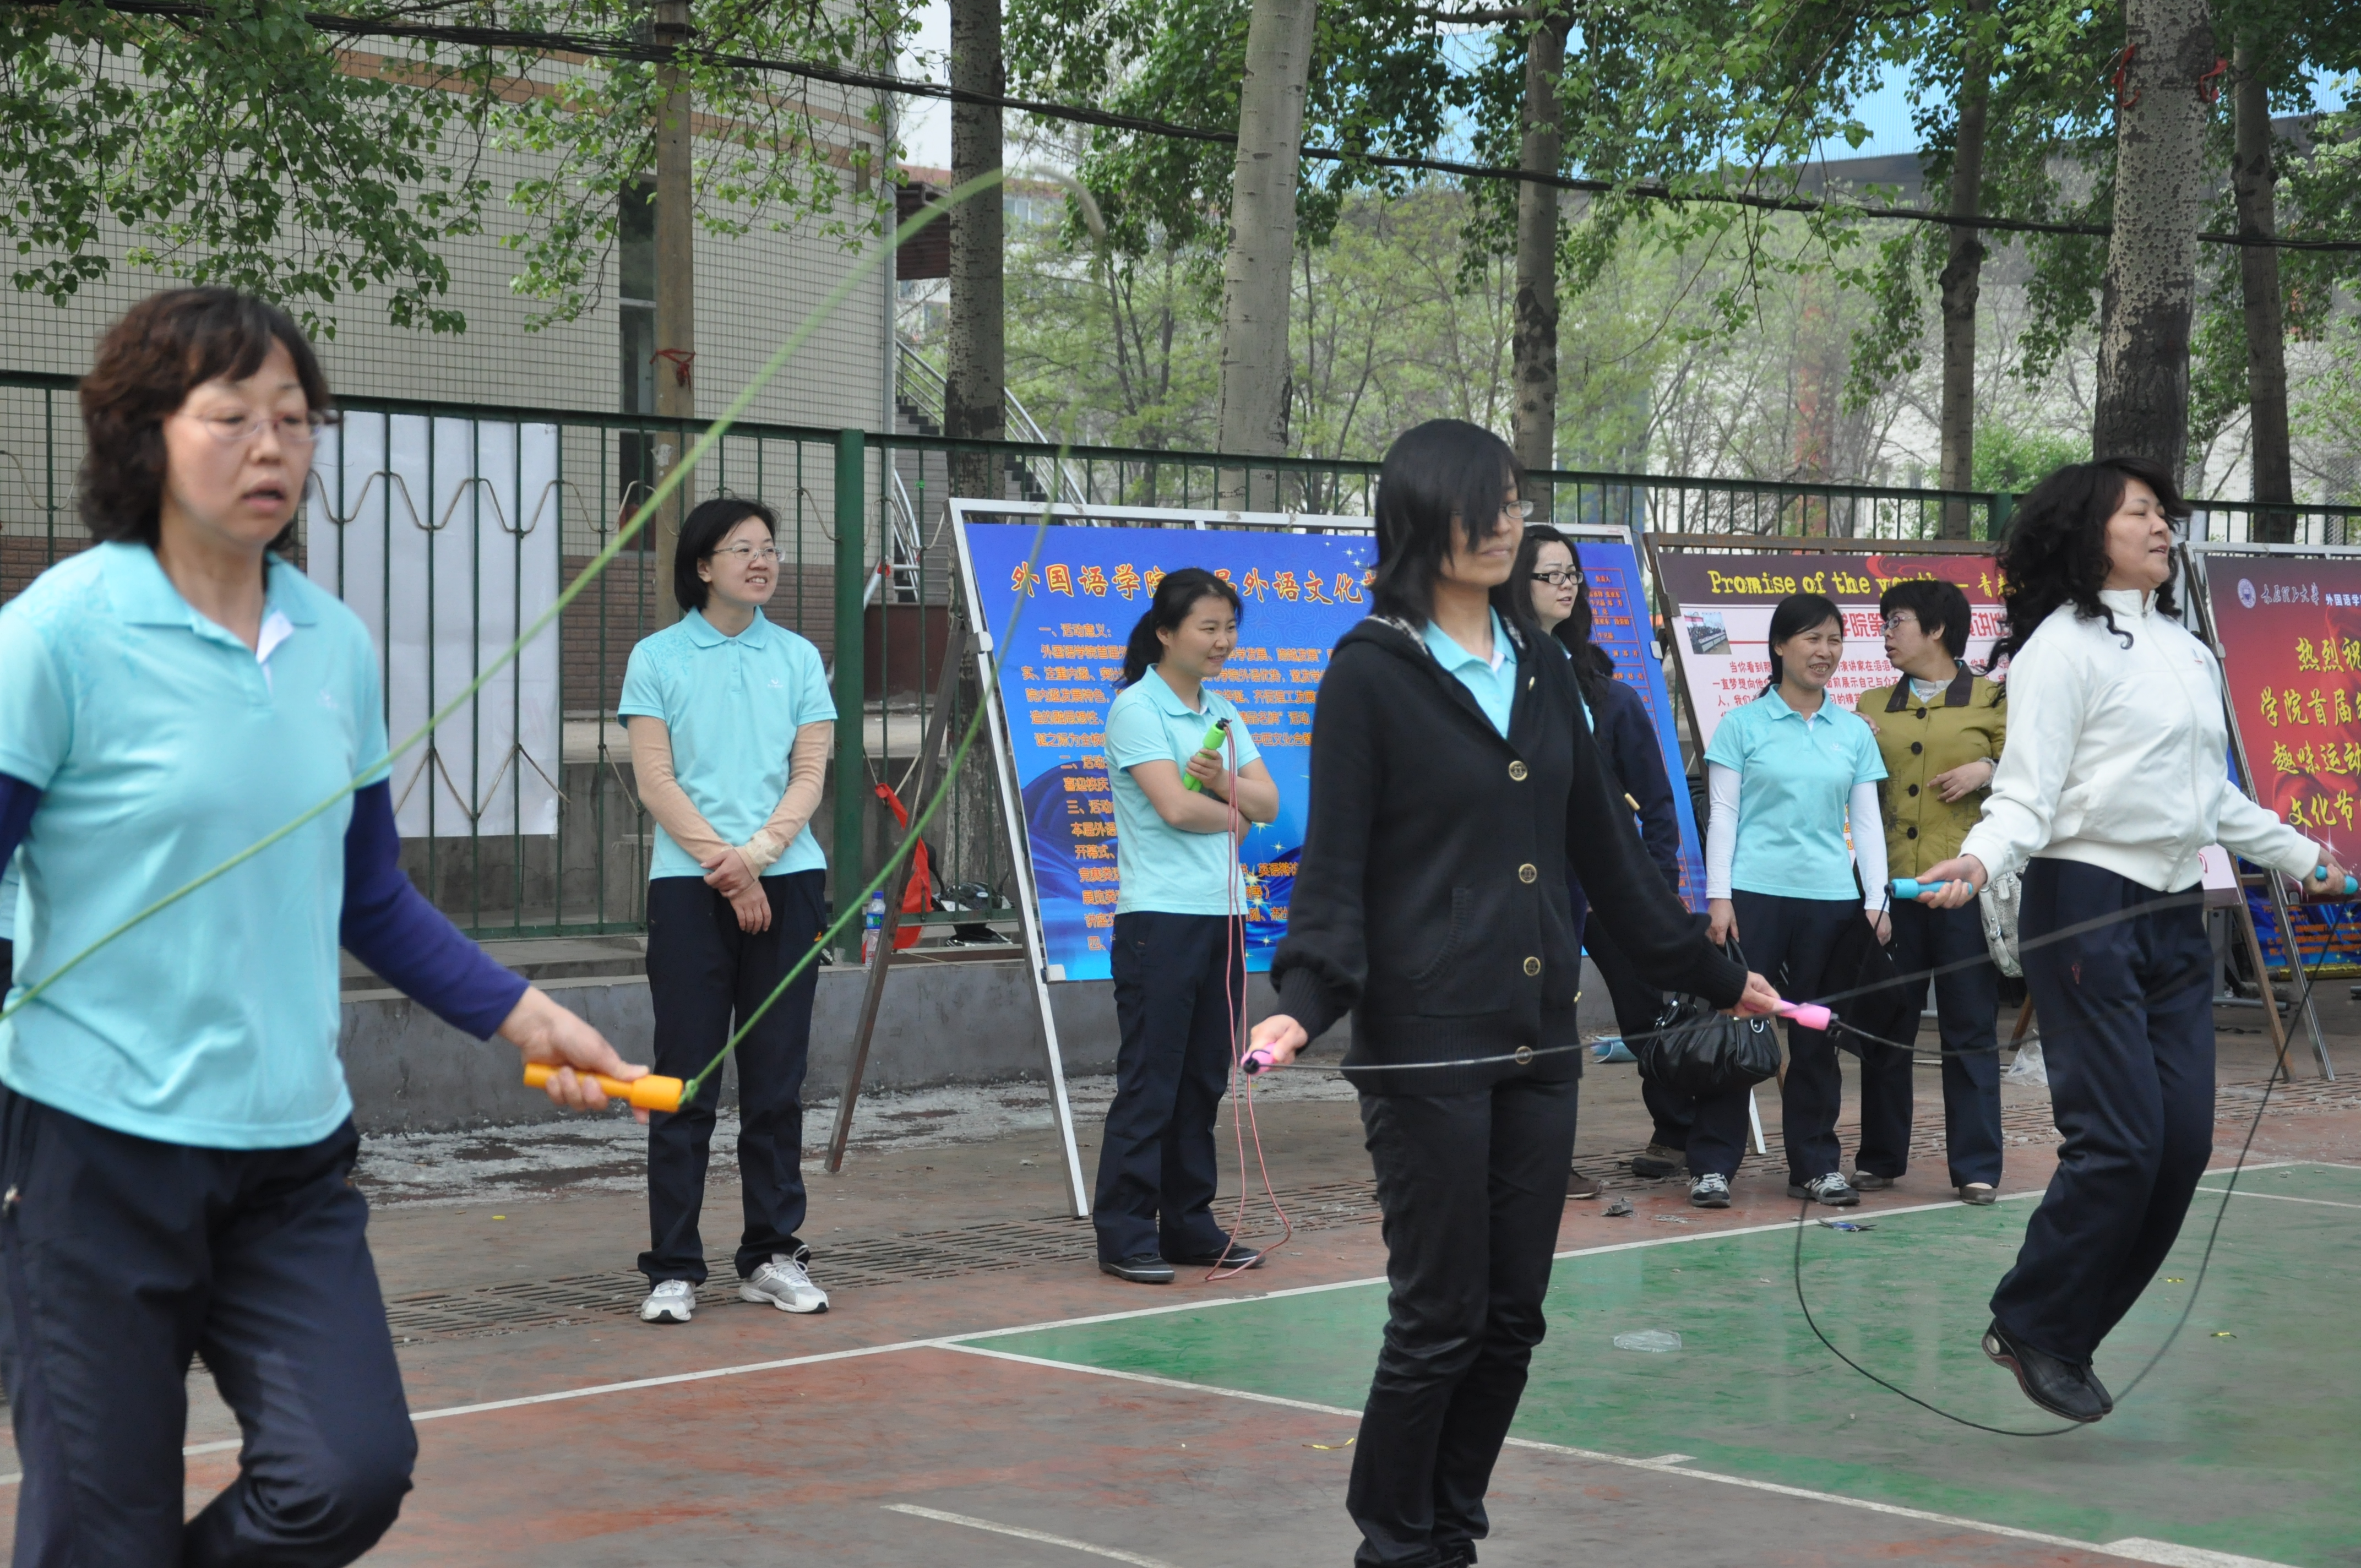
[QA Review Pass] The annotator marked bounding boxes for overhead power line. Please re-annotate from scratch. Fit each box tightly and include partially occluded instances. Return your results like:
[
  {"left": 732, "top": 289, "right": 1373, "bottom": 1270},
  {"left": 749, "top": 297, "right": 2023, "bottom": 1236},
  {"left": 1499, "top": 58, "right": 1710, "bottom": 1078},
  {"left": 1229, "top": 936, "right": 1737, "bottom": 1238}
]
[{"left": 37, "top": 0, "right": 2361, "bottom": 254}]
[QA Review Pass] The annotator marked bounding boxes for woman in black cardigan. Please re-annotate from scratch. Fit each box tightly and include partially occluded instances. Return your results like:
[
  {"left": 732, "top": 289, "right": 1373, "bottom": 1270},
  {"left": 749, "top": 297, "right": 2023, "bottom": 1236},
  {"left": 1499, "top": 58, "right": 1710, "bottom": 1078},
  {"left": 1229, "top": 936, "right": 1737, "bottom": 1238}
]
[{"left": 1249, "top": 421, "right": 1775, "bottom": 1568}]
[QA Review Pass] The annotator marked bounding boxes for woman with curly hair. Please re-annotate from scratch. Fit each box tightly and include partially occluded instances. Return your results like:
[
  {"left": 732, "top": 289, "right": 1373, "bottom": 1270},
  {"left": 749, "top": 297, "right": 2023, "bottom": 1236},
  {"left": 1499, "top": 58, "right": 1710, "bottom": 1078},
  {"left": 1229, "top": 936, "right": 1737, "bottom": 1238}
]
[{"left": 1917, "top": 456, "right": 2348, "bottom": 1424}]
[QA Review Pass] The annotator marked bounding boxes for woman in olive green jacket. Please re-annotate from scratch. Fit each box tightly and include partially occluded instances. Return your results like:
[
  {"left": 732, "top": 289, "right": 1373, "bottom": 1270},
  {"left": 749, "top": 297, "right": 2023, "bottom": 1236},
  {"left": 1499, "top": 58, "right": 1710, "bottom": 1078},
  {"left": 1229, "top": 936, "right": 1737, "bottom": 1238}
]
[{"left": 1853, "top": 577, "right": 2006, "bottom": 1204}]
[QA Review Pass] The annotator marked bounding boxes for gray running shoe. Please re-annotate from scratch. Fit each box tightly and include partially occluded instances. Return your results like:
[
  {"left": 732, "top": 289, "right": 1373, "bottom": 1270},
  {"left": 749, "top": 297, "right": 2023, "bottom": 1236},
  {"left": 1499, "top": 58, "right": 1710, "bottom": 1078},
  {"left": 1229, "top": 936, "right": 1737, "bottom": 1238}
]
[
  {"left": 639, "top": 1279, "right": 695, "bottom": 1324},
  {"left": 741, "top": 1251, "right": 829, "bottom": 1314}
]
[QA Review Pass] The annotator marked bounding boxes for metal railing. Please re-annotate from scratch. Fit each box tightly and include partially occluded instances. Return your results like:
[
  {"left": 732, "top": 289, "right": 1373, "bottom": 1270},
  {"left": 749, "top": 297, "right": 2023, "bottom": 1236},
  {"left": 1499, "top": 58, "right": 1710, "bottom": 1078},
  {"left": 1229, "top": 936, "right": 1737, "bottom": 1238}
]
[{"left": 12, "top": 363, "right": 2350, "bottom": 941}]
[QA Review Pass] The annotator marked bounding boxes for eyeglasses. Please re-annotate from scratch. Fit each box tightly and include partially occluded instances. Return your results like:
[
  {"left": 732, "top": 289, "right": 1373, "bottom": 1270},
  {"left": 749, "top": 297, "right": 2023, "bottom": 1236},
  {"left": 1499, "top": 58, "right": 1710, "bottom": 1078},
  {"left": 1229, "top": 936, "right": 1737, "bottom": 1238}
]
[
  {"left": 1533, "top": 568, "right": 1583, "bottom": 589},
  {"left": 185, "top": 410, "right": 320, "bottom": 448},
  {"left": 1502, "top": 499, "right": 1537, "bottom": 521},
  {"left": 1882, "top": 614, "right": 1919, "bottom": 634},
  {"left": 712, "top": 543, "right": 781, "bottom": 564}
]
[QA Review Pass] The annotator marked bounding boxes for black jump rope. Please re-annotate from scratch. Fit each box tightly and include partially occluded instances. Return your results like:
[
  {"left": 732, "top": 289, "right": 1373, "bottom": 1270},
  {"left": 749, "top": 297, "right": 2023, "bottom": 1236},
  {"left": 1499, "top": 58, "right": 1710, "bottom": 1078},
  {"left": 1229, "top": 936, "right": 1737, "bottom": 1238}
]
[{"left": 1321, "top": 885, "right": 2343, "bottom": 1438}]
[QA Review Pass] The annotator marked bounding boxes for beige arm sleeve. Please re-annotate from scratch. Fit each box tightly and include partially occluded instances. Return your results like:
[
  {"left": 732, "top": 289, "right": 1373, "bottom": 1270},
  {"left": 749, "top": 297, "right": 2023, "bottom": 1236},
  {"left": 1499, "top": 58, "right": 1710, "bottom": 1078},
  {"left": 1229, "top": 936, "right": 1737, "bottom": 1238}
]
[
  {"left": 629, "top": 716, "right": 735, "bottom": 869},
  {"left": 740, "top": 721, "right": 835, "bottom": 872}
]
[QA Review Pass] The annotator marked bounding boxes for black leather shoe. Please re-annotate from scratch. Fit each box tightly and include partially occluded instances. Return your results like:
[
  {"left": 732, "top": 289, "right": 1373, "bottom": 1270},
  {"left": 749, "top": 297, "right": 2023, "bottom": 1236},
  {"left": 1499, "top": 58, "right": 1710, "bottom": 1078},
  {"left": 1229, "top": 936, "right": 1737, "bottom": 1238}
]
[
  {"left": 1098, "top": 1254, "right": 1176, "bottom": 1284},
  {"left": 1982, "top": 1320, "right": 2106, "bottom": 1423},
  {"left": 2085, "top": 1362, "right": 2114, "bottom": 1415},
  {"left": 1171, "top": 1243, "right": 1264, "bottom": 1270}
]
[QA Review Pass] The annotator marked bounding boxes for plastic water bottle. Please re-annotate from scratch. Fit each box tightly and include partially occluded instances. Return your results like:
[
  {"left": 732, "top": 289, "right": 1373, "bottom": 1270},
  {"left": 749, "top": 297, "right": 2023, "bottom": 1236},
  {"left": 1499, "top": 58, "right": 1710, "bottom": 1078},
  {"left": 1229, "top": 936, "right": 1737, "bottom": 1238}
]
[{"left": 862, "top": 891, "right": 886, "bottom": 964}]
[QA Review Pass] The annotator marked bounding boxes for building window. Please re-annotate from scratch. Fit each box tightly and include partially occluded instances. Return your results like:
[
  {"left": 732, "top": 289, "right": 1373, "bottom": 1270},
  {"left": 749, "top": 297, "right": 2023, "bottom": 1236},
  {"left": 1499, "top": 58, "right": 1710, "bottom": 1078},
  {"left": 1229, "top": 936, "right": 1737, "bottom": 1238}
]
[{"left": 618, "top": 179, "right": 659, "bottom": 547}]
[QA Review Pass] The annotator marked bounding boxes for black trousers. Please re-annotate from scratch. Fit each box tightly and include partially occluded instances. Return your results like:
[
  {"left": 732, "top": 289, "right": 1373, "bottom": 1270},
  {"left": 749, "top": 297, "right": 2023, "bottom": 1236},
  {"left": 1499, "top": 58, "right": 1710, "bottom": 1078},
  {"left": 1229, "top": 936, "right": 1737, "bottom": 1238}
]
[
  {"left": 1990, "top": 859, "right": 2216, "bottom": 1366},
  {"left": 1673, "top": 892, "right": 1857, "bottom": 1179},
  {"left": 640, "top": 870, "right": 826, "bottom": 1284},
  {"left": 0, "top": 1093, "right": 415, "bottom": 1566},
  {"left": 1093, "top": 911, "right": 1240, "bottom": 1263},
  {"left": 1856, "top": 898, "right": 2004, "bottom": 1186},
  {"left": 1350, "top": 1075, "right": 1578, "bottom": 1568}
]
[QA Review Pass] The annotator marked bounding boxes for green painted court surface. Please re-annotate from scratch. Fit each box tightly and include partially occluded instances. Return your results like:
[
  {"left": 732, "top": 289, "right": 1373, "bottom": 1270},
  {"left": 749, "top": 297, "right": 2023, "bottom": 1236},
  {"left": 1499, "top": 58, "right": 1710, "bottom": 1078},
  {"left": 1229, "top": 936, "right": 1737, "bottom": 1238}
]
[{"left": 973, "top": 1162, "right": 2361, "bottom": 1568}]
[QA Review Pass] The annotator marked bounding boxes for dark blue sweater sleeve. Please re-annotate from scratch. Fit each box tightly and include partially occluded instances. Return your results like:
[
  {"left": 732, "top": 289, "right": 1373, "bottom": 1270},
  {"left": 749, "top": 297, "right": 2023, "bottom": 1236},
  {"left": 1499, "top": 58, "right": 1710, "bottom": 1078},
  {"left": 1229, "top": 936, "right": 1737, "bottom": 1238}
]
[
  {"left": 1599, "top": 683, "right": 1684, "bottom": 895},
  {"left": 342, "top": 781, "right": 529, "bottom": 1038},
  {"left": 0, "top": 774, "right": 36, "bottom": 865}
]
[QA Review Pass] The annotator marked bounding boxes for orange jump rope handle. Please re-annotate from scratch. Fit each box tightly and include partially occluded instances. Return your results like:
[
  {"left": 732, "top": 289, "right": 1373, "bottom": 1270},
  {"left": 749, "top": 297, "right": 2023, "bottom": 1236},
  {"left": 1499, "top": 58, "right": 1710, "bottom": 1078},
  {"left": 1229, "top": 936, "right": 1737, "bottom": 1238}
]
[{"left": 521, "top": 1063, "right": 684, "bottom": 1113}]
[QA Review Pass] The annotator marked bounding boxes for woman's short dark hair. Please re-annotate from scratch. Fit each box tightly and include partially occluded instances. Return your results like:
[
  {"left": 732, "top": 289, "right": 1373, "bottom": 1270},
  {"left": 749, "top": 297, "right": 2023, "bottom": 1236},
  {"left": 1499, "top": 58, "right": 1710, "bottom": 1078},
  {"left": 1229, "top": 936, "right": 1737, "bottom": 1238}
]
[
  {"left": 1510, "top": 523, "right": 1615, "bottom": 705},
  {"left": 79, "top": 287, "right": 335, "bottom": 554},
  {"left": 1120, "top": 567, "right": 1243, "bottom": 687},
  {"left": 1372, "top": 419, "right": 1522, "bottom": 629},
  {"left": 1989, "top": 456, "right": 2185, "bottom": 665},
  {"left": 675, "top": 496, "right": 778, "bottom": 613},
  {"left": 1762, "top": 592, "right": 1844, "bottom": 695},
  {"left": 1879, "top": 577, "right": 1972, "bottom": 660}
]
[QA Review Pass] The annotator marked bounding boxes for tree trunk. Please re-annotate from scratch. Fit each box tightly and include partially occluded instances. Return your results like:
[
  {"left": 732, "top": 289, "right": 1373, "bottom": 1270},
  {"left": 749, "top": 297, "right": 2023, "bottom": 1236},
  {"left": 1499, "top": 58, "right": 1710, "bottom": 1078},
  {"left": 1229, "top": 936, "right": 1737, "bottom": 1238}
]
[
  {"left": 1215, "top": 0, "right": 1319, "bottom": 500},
  {"left": 2233, "top": 43, "right": 2294, "bottom": 540},
  {"left": 1510, "top": 12, "right": 1569, "bottom": 480},
  {"left": 2092, "top": 0, "right": 2215, "bottom": 482},
  {"left": 650, "top": 0, "right": 695, "bottom": 629},
  {"left": 945, "top": 0, "right": 1005, "bottom": 499},
  {"left": 1937, "top": 1, "right": 1992, "bottom": 538}
]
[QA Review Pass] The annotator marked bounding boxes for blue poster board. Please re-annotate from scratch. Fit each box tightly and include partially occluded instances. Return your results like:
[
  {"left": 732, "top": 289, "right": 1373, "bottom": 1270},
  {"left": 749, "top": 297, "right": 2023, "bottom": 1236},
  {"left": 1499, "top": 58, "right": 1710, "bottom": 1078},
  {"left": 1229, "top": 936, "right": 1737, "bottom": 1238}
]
[
  {"left": 1565, "top": 534, "right": 1707, "bottom": 910},
  {"left": 962, "top": 521, "right": 1377, "bottom": 982},
  {"left": 961, "top": 520, "right": 1704, "bottom": 986}
]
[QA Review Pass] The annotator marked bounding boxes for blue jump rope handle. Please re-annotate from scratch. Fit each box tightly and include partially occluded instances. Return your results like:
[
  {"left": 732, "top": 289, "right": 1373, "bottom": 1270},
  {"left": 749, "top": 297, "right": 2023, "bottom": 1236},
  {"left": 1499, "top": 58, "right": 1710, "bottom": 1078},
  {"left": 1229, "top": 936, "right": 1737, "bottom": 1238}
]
[
  {"left": 2311, "top": 867, "right": 2359, "bottom": 896},
  {"left": 1891, "top": 877, "right": 1950, "bottom": 901}
]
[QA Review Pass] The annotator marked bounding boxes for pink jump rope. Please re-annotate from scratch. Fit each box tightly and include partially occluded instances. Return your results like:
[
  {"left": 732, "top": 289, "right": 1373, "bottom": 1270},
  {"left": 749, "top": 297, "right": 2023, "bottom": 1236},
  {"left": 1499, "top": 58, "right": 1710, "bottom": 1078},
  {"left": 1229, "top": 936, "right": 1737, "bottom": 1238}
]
[{"left": 1206, "top": 718, "right": 1292, "bottom": 1281}]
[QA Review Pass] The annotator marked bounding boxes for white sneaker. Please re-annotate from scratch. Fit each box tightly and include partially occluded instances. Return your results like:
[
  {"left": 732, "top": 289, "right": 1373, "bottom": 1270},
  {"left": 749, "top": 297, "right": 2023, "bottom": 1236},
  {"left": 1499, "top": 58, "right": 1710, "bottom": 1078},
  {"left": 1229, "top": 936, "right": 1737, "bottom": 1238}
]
[
  {"left": 639, "top": 1279, "right": 696, "bottom": 1324},
  {"left": 741, "top": 1251, "right": 829, "bottom": 1314}
]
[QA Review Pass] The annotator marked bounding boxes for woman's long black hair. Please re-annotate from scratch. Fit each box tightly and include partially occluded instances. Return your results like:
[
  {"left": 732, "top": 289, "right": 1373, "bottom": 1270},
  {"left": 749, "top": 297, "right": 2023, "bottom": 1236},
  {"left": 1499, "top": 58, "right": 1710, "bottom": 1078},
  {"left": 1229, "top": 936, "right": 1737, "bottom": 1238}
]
[
  {"left": 1372, "top": 418, "right": 1526, "bottom": 630},
  {"left": 1988, "top": 456, "right": 2184, "bottom": 666},
  {"left": 1119, "top": 567, "right": 1244, "bottom": 687},
  {"left": 1509, "top": 524, "right": 1615, "bottom": 707},
  {"left": 1762, "top": 592, "right": 1844, "bottom": 695}
]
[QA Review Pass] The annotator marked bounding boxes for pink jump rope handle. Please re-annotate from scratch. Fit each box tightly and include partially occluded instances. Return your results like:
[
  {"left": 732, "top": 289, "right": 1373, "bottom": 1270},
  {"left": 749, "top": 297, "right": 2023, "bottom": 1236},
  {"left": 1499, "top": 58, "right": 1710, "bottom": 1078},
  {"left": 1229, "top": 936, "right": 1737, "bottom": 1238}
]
[
  {"left": 1243, "top": 1047, "right": 1279, "bottom": 1076},
  {"left": 1777, "top": 1001, "right": 1832, "bottom": 1031}
]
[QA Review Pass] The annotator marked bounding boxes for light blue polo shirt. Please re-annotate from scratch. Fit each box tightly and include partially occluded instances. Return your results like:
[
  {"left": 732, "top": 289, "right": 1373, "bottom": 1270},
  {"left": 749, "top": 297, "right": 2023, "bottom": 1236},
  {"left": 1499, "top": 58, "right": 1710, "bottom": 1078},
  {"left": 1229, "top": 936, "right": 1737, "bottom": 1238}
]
[
  {"left": 1104, "top": 668, "right": 1261, "bottom": 915},
  {"left": 1704, "top": 688, "right": 1886, "bottom": 900},
  {"left": 0, "top": 543, "right": 388, "bottom": 1149},
  {"left": 1423, "top": 611, "right": 1519, "bottom": 736},
  {"left": 619, "top": 608, "right": 836, "bottom": 880}
]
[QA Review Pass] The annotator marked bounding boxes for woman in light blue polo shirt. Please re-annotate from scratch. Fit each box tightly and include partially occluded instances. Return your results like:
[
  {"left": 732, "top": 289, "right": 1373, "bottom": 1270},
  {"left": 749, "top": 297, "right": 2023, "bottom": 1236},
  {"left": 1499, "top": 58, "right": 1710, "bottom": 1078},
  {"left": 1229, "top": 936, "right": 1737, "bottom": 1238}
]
[
  {"left": 1696, "top": 591, "right": 1889, "bottom": 1210},
  {"left": 621, "top": 497, "right": 837, "bottom": 1324},
  {"left": 1094, "top": 567, "right": 1279, "bottom": 1282},
  {"left": 0, "top": 288, "right": 641, "bottom": 1566}
]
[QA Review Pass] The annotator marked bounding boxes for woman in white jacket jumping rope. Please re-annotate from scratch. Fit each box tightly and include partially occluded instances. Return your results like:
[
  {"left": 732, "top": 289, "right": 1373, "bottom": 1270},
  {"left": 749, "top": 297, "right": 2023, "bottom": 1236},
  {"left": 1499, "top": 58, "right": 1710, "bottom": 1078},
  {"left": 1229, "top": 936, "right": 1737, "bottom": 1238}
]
[{"left": 1917, "top": 456, "right": 2348, "bottom": 1424}]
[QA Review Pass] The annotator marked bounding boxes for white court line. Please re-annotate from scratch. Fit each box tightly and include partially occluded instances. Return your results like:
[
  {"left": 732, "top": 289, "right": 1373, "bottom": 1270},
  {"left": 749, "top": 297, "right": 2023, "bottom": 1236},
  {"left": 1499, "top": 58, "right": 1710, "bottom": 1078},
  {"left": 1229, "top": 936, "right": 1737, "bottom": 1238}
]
[
  {"left": 943, "top": 1345, "right": 2302, "bottom": 1568},
  {"left": 883, "top": 1502, "right": 1183, "bottom": 1567},
  {"left": 0, "top": 1157, "right": 2319, "bottom": 1491},
  {"left": 2193, "top": 1186, "right": 2361, "bottom": 1212}
]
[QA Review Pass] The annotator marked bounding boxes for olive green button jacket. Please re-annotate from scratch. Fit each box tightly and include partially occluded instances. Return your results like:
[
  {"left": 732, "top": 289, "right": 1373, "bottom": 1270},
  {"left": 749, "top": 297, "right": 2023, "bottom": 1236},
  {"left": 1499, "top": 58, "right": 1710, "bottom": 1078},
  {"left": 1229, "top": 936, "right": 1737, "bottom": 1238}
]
[{"left": 1854, "top": 666, "right": 2008, "bottom": 879}]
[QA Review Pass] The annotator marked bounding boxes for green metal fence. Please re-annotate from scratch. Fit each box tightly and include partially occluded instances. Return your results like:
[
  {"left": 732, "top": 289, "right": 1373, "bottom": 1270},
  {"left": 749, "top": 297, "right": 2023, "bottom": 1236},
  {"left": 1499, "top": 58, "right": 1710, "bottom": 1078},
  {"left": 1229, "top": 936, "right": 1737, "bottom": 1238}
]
[{"left": 7, "top": 364, "right": 2357, "bottom": 943}]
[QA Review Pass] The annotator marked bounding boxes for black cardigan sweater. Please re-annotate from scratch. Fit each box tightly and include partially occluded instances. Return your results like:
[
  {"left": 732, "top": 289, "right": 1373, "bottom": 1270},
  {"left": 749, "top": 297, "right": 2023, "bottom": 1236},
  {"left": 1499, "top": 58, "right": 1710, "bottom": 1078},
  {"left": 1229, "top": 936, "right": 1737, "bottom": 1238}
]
[
  {"left": 1591, "top": 674, "right": 1683, "bottom": 895},
  {"left": 1271, "top": 616, "right": 1746, "bottom": 1094}
]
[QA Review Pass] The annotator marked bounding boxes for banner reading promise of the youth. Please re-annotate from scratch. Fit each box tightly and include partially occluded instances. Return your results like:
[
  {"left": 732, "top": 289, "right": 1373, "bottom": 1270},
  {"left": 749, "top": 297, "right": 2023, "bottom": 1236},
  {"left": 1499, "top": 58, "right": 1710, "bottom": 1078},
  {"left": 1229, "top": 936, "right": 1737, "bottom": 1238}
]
[
  {"left": 961, "top": 522, "right": 1375, "bottom": 983},
  {"left": 1652, "top": 550, "right": 2004, "bottom": 750},
  {"left": 2204, "top": 557, "right": 2361, "bottom": 972}
]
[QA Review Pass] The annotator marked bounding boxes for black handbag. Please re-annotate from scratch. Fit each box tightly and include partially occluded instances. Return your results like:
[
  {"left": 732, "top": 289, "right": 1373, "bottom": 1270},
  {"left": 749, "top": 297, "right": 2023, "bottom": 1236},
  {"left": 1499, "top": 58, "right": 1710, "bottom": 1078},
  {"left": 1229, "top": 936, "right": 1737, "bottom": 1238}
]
[{"left": 1632, "top": 937, "right": 1781, "bottom": 1098}]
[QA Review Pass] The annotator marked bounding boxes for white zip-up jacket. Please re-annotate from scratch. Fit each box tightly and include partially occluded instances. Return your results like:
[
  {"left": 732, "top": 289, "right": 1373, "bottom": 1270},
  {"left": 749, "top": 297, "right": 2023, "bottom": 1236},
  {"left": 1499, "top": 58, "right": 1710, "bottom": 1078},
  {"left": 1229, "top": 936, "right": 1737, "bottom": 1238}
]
[{"left": 1960, "top": 587, "right": 2317, "bottom": 892}]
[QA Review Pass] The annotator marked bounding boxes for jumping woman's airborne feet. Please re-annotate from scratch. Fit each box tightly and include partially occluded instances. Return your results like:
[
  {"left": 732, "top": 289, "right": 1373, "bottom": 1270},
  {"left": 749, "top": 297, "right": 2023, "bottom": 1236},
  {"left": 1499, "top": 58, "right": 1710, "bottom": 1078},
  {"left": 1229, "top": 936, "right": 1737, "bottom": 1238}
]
[{"left": 1982, "top": 1321, "right": 2106, "bottom": 1423}]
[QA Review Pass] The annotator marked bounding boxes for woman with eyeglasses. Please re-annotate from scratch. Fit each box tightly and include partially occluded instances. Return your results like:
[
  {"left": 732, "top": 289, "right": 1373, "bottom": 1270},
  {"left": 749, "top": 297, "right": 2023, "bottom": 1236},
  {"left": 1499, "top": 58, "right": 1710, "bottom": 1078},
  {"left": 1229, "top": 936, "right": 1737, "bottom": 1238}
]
[
  {"left": 1510, "top": 525, "right": 1693, "bottom": 1195},
  {"left": 622, "top": 497, "right": 839, "bottom": 1326},
  {"left": 1246, "top": 421, "right": 1777, "bottom": 1568},
  {"left": 0, "top": 287, "right": 645, "bottom": 1565}
]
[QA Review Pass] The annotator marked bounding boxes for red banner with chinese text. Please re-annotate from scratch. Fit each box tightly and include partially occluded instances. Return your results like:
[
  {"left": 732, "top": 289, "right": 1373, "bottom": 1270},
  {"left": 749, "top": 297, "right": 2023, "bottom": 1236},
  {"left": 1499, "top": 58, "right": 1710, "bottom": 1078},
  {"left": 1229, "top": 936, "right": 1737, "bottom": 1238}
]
[{"left": 2205, "top": 558, "right": 2361, "bottom": 973}]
